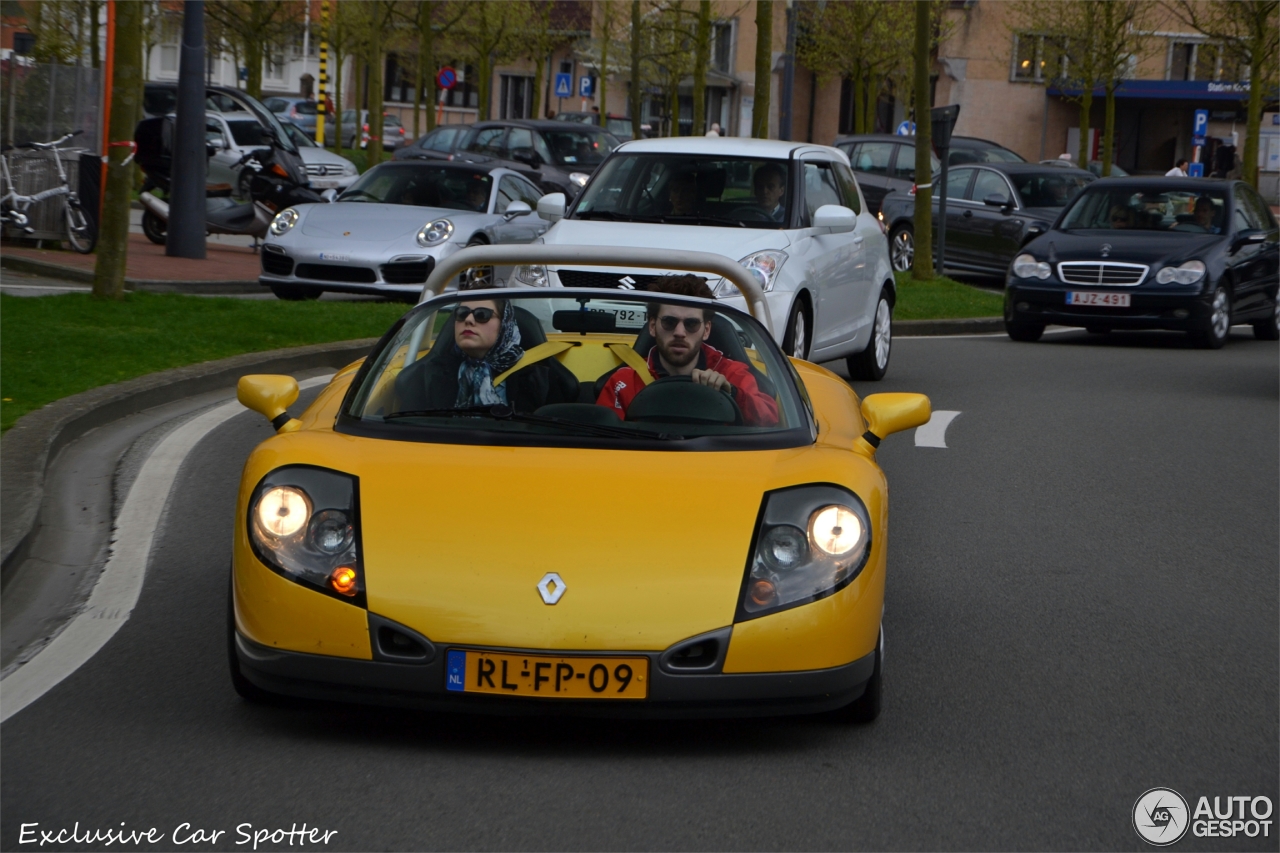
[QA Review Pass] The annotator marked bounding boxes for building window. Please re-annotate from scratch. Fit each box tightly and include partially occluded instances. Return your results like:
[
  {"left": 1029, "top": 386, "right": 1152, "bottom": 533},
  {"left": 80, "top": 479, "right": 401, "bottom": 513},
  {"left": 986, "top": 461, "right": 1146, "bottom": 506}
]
[
  {"left": 1010, "top": 33, "right": 1067, "bottom": 83},
  {"left": 265, "top": 54, "right": 286, "bottom": 82},
  {"left": 159, "top": 44, "right": 178, "bottom": 74},
  {"left": 500, "top": 75, "right": 534, "bottom": 119},
  {"left": 712, "top": 22, "right": 733, "bottom": 73},
  {"left": 443, "top": 63, "right": 478, "bottom": 110},
  {"left": 1168, "top": 40, "right": 1220, "bottom": 81},
  {"left": 384, "top": 54, "right": 416, "bottom": 104}
]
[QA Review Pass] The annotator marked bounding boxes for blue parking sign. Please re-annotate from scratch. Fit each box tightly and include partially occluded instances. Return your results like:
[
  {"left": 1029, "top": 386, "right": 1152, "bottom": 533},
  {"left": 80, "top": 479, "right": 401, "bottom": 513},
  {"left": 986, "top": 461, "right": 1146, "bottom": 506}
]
[
  {"left": 579, "top": 75, "right": 593, "bottom": 98},
  {"left": 554, "top": 73, "right": 572, "bottom": 99},
  {"left": 1192, "top": 109, "right": 1208, "bottom": 146}
]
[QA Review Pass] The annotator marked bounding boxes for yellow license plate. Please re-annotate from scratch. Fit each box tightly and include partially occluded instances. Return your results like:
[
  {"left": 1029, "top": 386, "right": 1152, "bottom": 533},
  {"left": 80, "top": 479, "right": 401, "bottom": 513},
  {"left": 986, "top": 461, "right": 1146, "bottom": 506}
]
[{"left": 446, "top": 650, "right": 648, "bottom": 700}]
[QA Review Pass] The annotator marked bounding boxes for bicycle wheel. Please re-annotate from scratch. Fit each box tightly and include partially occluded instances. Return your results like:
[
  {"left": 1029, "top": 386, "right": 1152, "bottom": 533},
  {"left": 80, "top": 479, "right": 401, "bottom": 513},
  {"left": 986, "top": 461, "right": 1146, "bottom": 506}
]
[{"left": 65, "top": 202, "right": 96, "bottom": 254}]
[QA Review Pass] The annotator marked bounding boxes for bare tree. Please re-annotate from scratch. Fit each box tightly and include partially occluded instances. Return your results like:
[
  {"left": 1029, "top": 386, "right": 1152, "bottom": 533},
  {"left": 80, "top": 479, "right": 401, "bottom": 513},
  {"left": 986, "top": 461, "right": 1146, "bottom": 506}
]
[
  {"left": 752, "top": 0, "right": 772, "bottom": 138},
  {"left": 451, "top": 1, "right": 534, "bottom": 121},
  {"left": 912, "top": 0, "right": 933, "bottom": 279},
  {"left": 691, "top": 0, "right": 710, "bottom": 134},
  {"left": 206, "top": 0, "right": 304, "bottom": 99}
]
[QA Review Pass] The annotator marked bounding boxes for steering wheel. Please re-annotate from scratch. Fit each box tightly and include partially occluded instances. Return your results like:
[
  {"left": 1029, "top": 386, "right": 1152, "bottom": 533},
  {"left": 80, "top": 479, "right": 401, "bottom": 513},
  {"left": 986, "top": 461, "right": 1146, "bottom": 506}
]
[
  {"left": 627, "top": 375, "right": 744, "bottom": 426},
  {"left": 729, "top": 206, "right": 774, "bottom": 223}
]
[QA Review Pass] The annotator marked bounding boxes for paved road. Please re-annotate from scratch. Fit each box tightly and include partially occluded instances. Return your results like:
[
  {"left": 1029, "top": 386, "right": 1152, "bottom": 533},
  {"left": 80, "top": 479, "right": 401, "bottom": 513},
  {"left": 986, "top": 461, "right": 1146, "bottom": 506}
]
[{"left": 2, "top": 328, "right": 1276, "bottom": 851}]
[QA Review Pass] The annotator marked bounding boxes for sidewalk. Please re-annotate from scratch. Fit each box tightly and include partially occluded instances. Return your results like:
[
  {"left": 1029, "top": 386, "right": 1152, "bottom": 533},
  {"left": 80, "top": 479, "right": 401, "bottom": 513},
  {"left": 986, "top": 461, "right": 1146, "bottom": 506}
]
[{"left": 0, "top": 232, "right": 261, "bottom": 290}]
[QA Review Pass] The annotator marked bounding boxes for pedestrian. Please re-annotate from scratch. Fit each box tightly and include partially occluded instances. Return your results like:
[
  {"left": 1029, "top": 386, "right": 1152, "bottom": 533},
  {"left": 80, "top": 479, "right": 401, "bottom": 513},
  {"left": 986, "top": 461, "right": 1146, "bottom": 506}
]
[
  {"left": 705, "top": 122, "right": 721, "bottom": 137},
  {"left": 1165, "top": 159, "right": 1189, "bottom": 177},
  {"left": 546, "top": 109, "right": 556, "bottom": 119}
]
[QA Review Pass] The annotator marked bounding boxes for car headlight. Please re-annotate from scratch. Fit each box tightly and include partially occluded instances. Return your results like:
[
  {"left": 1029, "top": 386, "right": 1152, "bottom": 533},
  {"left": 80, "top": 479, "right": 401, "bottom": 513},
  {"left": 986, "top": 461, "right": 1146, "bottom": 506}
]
[
  {"left": 717, "top": 249, "right": 788, "bottom": 297},
  {"left": 342, "top": 162, "right": 358, "bottom": 176},
  {"left": 1012, "top": 253, "right": 1051, "bottom": 280},
  {"left": 739, "top": 486, "right": 871, "bottom": 620},
  {"left": 417, "top": 218, "right": 454, "bottom": 247},
  {"left": 569, "top": 172, "right": 590, "bottom": 188},
  {"left": 248, "top": 466, "right": 363, "bottom": 603},
  {"left": 269, "top": 207, "right": 300, "bottom": 236},
  {"left": 1155, "top": 259, "right": 1206, "bottom": 285},
  {"left": 514, "top": 264, "right": 548, "bottom": 286}
]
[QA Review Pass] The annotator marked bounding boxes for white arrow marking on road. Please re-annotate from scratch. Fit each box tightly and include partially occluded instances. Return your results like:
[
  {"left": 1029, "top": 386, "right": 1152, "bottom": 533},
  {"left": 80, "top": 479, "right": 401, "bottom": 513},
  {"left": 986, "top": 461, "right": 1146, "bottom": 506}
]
[
  {"left": 915, "top": 410, "right": 961, "bottom": 448},
  {"left": 0, "top": 374, "right": 334, "bottom": 724}
]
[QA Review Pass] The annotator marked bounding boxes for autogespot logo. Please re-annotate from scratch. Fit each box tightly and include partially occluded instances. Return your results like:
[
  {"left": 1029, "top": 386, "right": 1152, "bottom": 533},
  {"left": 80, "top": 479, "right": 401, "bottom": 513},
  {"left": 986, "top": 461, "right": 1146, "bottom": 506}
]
[{"left": 1134, "top": 788, "right": 1190, "bottom": 846}]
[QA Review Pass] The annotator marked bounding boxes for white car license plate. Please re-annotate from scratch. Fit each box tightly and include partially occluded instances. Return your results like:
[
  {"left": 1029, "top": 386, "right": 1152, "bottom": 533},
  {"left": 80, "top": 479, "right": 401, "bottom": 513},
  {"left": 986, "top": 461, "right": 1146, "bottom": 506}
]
[
  {"left": 611, "top": 308, "right": 647, "bottom": 328},
  {"left": 1067, "top": 291, "right": 1130, "bottom": 307},
  {"left": 319, "top": 252, "right": 350, "bottom": 262},
  {"left": 310, "top": 179, "right": 340, "bottom": 188}
]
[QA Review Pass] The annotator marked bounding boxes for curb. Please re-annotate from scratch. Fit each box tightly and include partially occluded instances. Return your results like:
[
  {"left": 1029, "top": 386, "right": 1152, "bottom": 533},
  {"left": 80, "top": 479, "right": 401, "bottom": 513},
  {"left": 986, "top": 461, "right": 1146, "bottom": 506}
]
[
  {"left": 894, "top": 317, "right": 1004, "bottom": 336},
  {"left": 0, "top": 338, "right": 378, "bottom": 574},
  {"left": 0, "top": 255, "right": 262, "bottom": 293}
]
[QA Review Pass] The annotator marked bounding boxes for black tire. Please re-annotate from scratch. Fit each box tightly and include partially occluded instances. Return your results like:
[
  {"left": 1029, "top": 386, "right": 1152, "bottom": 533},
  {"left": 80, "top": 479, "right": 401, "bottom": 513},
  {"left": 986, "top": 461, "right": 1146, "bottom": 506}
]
[
  {"left": 833, "top": 631, "right": 882, "bottom": 724},
  {"left": 847, "top": 288, "right": 892, "bottom": 380},
  {"left": 270, "top": 283, "right": 321, "bottom": 301},
  {"left": 781, "top": 298, "right": 811, "bottom": 359},
  {"left": 1194, "top": 284, "right": 1230, "bottom": 349},
  {"left": 1253, "top": 298, "right": 1279, "bottom": 341},
  {"left": 141, "top": 209, "right": 167, "bottom": 245},
  {"left": 1005, "top": 319, "right": 1044, "bottom": 342},
  {"left": 228, "top": 576, "right": 271, "bottom": 703},
  {"left": 64, "top": 203, "right": 95, "bottom": 254},
  {"left": 458, "top": 237, "right": 493, "bottom": 289},
  {"left": 889, "top": 224, "right": 914, "bottom": 272}
]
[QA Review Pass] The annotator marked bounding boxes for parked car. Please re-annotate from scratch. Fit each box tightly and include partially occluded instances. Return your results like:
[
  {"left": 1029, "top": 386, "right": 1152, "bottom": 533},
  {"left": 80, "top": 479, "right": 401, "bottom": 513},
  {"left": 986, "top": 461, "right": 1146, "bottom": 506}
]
[
  {"left": 338, "top": 109, "right": 407, "bottom": 150},
  {"left": 142, "top": 82, "right": 286, "bottom": 122},
  {"left": 394, "top": 123, "right": 473, "bottom": 161},
  {"left": 879, "top": 162, "right": 1094, "bottom": 274},
  {"left": 1040, "top": 158, "right": 1130, "bottom": 178},
  {"left": 280, "top": 122, "right": 359, "bottom": 192},
  {"left": 232, "top": 243, "right": 934, "bottom": 720},
  {"left": 946, "top": 136, "right": 1026, "bottom": 166},
  {"left": 456, "top": 120, "right": 621, "bottom": 197},
  {"left": 832, "top": 133, "right": 939, "bottom": 215},
  {"left": 203, "top": 111, "right": 282, "bottom": 199},
  {"left": 263, "top": 96, "right": 319, "bottom": 139},
  {"left": 258, "top": 160, "right": 550, "bottom": 300},
  {"left": 523, "top": 137, "right": 896, "bottom": 379},
  {"left": 554, "top": 111, "right": 647, "bottom": 140},
  {"left": 1004, "top": 177, "right": 1279, "bottom": 346}
]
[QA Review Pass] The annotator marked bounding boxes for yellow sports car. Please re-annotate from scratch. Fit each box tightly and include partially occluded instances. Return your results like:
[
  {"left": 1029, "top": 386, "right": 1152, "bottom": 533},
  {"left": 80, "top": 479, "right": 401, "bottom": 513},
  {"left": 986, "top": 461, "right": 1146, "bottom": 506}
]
[{"left": 231, "top": 245, "right": 929, "bottom": 721}]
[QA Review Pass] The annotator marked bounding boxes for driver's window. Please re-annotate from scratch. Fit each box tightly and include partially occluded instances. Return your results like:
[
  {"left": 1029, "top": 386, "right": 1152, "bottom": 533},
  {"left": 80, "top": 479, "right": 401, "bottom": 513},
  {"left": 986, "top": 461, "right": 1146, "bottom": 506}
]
[
  {"left": 496, "top": 176, "right": 525, "bottom": 213},
  {"left": 971, "top": 170, "right": 1010, "bottom": 204},
  {"left": 832, "top": 162, "right": 863, "bottom": 215},
  {"left": 802, "top": 162, "right": 842, "bottom": 221},
  {"left": 507, "top": 127, "right": 534, "bottom": 156}
]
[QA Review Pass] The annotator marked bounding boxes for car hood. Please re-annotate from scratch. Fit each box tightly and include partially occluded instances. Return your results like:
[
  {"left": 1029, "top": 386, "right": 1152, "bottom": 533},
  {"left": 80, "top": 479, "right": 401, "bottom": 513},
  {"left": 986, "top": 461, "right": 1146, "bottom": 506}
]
[
  {"left": 297, "top": 147, "right": 354, "bottom": 169},
  {"left": 1029, "top": 229, "right": 1226, "bottom": 265},
  {"left": 299, "top": 202, "right": 465, "bottom": 242},
  {"left": 544, "top": 219, "right": 791, "bottom": 258}
]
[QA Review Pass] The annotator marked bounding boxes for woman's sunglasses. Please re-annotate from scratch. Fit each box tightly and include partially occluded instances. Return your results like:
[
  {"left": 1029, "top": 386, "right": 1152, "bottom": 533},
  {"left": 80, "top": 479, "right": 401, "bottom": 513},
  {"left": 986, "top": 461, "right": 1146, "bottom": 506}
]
[
  {"left": 455, "top": 306, "right": 497, "bottom": 324},
  {"left": 658, "top": 315, "right": 704, "bottom": 333}
]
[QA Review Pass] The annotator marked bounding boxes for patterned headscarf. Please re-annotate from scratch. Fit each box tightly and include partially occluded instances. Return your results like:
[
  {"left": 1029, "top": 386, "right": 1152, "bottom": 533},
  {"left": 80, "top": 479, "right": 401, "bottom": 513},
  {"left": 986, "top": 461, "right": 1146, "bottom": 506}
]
[{"left": 455, "top": 299, "right": 524, "bottom": 407}]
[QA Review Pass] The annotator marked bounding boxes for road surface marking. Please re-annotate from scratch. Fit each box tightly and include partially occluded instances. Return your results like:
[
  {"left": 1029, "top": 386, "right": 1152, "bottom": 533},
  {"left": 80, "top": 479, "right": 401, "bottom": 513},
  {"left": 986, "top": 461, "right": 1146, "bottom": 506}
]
[
  {"left": 0, "top": 374, "right": 333, "bottom": 723},
  {"left": 915, "top": 410, "right": 960, "bottom": 448}
]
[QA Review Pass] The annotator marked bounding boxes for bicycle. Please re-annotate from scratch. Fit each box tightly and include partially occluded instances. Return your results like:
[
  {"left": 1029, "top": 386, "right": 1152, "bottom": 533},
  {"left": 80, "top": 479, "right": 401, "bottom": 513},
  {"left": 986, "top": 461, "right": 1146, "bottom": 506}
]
[{"left": 1, "top": 129, "right": 96, "bottom": 254}]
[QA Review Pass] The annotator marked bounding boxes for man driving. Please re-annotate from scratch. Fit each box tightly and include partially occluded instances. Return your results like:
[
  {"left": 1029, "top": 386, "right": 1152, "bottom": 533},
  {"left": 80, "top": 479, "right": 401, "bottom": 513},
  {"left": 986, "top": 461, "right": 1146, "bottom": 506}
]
[
  {"left": 666, "top": 172, "right": 699, "bottom": 216},
  {"left": 596, "top": 275, "right": 779, "bottom": 426},
  {"left": 1174, "top": 196, "right": 1221, "bottom": 233},
  {"left": 753, "top": 163, "right": 787, "bottom": 222}
]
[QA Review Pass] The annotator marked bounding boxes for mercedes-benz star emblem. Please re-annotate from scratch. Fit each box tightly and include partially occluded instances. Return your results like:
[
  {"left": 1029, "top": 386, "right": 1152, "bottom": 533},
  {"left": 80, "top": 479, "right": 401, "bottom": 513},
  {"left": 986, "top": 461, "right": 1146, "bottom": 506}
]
[
  {"left": 537, "top": 572, "right": 566, "bottom": 605},
  {"left": 1100, "top": 243, "right": 1112, "bottom": 257}
]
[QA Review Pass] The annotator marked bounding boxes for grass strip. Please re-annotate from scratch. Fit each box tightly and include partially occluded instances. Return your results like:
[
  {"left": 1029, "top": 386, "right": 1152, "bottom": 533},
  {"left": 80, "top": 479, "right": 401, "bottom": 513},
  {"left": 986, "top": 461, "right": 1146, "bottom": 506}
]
[
  {"left": 1, "top": 292, "right": 407, "bottom": 431},
  {"left": 893, "top": 271, "right": 1005, "bottom": 321}
]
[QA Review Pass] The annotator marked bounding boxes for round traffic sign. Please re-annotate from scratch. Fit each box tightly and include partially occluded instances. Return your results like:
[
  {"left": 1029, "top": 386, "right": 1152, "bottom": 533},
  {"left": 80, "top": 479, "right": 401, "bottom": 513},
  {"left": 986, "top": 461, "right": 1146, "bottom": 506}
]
[
  {"left": 437, "top": 66, "right": 457, "bottom": 90},
  {"left": 895, "top": 120, "right": 916, "bottom": 136}
]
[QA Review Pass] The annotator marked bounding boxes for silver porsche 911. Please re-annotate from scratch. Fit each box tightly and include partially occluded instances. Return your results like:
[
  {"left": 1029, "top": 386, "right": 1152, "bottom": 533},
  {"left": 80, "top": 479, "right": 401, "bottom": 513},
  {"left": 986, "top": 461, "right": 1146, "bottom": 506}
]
[{"left": 259, "top": 161, "right": 550, "bottom": 300}]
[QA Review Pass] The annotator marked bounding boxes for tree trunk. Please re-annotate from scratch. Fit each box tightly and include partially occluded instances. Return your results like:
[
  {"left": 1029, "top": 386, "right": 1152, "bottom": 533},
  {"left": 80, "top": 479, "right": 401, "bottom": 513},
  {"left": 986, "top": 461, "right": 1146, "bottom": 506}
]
[
  {"left": 630, "top": 0, "right": 641, "bottom": 137},
  {"left": 1102, "top": 82, "right": 1116, "bottom": 177},
  {"left": 90, "top": 0, "right": 101, "bottom": 68},
  {"left": 367, "top": 7, "right": 384, "bottom": 167},
  {"left": 245, "top": 37, "right": 263, "bottom": 99},
  {"left": 752, "top": 0, "right": 772, "bottom": 138},
  {"left": 414, "top": 54, "right": 423, "bottom": 138},
  {"left": 862, "top": 74, "right": 877, "bottom": 135},
  {"left": 692, "top": 0, "right": 710, "bottom": 135},
  {"left": 1242, "top": 39, "right": 1263, "bottom": 187},
  {"left": 421, "top": 7, "right": 436, "bottom": 132},
  {"left": 599, "top": 23, "right": 610, "bottom": 125},
  {"left": 479, "top": 51, "right": 493, "bottom": 121},
  {"left": 94, "top": 0, "right": 142, "bottom": 300},
  {"left": 669, "top": 72, "right": 680, "bottom": 136},
  {"left": 911, "top": 0, "right": 933, "bottom": 280},
  {"left": 1077, "top": 89, "right": 1092, "bottom": 171},
  {"left": 851, "top": 66, "right": 864, "bottom": 135},
  {"left": 333, "top": 42, "right": 345, "bottom": 154},
  {"left": 532, "top": 52, "right": 545, "bottom": 120}
]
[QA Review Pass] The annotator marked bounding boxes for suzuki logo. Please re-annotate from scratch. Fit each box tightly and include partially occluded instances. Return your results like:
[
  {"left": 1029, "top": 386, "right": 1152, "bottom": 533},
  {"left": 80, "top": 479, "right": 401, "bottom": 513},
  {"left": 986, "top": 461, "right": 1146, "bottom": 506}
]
[
  {"left": 536, "top": 572, "right": 566, "bottom": 605},
  {"left": 1100, "top": 243, "right": 1112, "bottom": 257},
  {"left": 617, "top": 276, "right": 636, "bottom": 289}
]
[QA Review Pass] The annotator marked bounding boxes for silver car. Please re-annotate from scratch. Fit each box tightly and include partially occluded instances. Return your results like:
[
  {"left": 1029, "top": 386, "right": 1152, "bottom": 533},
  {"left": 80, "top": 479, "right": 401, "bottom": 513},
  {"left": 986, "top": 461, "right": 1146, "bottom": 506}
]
[
  {"left": 259, "top": 161, "right": 550, "bottom": 300},
  {"left": 281, "top": 123, "right": 359, "bottom": 192}
]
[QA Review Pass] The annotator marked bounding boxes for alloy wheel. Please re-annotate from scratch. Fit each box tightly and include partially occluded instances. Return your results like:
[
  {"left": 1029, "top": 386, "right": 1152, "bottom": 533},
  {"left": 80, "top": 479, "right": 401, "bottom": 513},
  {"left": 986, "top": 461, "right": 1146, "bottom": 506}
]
[
  {"left": 873, "top": 298, "right": 891, "bottom": 369},
  {"left": 891, "top": 229, "right": 914, "bottom": 272},
  {"left": 790, "top": 309, "right": 807, "bottom": 359},
  {"left": 1210, "top": 288, "right": 1230, "bottom": 340}
]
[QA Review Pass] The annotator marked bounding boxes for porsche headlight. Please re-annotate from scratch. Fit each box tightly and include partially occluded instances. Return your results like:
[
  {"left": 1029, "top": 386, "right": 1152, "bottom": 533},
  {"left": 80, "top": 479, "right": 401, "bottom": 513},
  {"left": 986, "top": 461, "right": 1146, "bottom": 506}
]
[
  {"left": 417, "top": 218, "right": 454, "bottom": 247},
  {"left": 269, "top": 207, "right": 300, "bottom": 236},
  {"left": 1155, "top": 259, "right": 1206, "bottom": 285},
  {"left": 569, "top": 172, "right": 590, "bottom": 188},
  {"left": 514, "top": 264, "right": 548, "bottom": 286},
  {"left": 716, "top": 250, "right": 788, "bottom": 297},
  {"left": 739, "top": 486, "right": 871, "bottom": 619},
  {"left": 248, "top": 466, "right": 363, "bottom": 603},
  {"left": 1012, "top": 253, "right": 1051, "bottom": 280}
]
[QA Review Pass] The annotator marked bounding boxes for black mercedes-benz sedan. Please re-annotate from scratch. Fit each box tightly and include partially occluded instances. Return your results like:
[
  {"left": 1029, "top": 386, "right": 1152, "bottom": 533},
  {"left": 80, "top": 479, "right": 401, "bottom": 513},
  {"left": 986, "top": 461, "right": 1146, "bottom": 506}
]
[
  {"left": 879, "top": 162, "right": 1093, "bottom": 274},
  {"left": 1004, "top": 178, "right": 1279, "bottom": 348}
]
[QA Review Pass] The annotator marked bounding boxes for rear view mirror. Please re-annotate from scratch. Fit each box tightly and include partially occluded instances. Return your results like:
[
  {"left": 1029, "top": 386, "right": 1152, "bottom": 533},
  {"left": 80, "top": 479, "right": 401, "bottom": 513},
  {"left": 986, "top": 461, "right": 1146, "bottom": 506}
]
[
  {"left": 983, "top": 193, "right": 1011, "bottom": 208},
  {"left": 320, "top": 188, "right": 338, "bottom": 202},
  {"left": 537, "top": 192, "right": 566, "bottom": 223},
  {"left": 812, "top": 204, "right": 856, "bottom": 233},
  {"left": 503, "top": 200, "right": 532, "bottom": 220},
  {"left": 1231, "top": 230, "right": 1266, "bottom": 253},
  {"left": 859, "top": 393, "right": 931, "bottom": 449},
  {"left": 511, "top": 146, "right": 542, "bottom": 168},
  {"left": 237, "top": 374, "right": 301, "bottom": 433}
]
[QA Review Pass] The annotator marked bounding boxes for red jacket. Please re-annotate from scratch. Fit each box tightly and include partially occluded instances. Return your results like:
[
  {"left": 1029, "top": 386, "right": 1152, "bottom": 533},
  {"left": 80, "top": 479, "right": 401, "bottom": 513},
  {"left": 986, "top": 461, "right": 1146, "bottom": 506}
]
[{"left": 596, "top": 344, "right": 780, "bottom": 426}]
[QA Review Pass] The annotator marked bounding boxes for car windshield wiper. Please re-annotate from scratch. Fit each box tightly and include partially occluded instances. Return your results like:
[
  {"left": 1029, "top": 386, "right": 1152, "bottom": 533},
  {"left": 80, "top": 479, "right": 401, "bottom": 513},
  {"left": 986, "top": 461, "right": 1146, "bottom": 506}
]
[
  {"left": 574, "top": 210, "right": 631, "bottom": 221},
  {"left": 382, "top": 405, "right": 682, "bottom": 440},
  {"left": 658, "top": 214, "right": 747, "bottom": 228}
]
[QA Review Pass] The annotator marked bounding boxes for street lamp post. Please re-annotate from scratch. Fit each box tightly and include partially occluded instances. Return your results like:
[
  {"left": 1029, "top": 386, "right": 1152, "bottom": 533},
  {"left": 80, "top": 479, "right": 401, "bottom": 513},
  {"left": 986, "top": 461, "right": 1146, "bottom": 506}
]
[{"left": 167, "top": 0, "right": 207, "bottom": 259}]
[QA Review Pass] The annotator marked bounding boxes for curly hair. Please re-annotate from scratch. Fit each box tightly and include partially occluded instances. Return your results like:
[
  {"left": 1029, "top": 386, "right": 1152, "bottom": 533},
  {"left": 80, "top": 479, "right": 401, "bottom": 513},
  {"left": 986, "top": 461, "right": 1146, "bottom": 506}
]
[{"left": 645, "top": 274, "right": 716, "bottom": 321}]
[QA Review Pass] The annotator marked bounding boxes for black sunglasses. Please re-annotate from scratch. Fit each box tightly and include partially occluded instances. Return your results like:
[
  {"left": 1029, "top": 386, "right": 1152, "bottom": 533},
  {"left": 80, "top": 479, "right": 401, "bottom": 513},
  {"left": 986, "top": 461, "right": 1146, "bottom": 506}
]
[
  {"left": 455, "top": 306, "right": 497, "bottom": 324},
  {"left": 658, "top": 315, "right": 704, "bottom": 333}
]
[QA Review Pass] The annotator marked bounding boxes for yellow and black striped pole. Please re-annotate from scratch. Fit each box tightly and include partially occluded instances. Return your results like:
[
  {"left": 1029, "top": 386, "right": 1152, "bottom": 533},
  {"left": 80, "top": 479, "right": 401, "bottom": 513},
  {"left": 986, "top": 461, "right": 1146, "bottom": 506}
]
[{"left": 316, "top": 0, "right": 329, "bottom": 145}]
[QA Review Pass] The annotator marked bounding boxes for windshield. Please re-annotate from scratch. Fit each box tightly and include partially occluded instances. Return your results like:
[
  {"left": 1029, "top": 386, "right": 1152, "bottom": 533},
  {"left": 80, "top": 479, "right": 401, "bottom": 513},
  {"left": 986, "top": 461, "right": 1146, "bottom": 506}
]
[
  {"left": 571, "top": 154, "right": 792, "bottom": 229},
  {"left": 284, "top": 123, "right": 316, "bottom": 148},
  {"left": 1008, "top": 171, "right": 1092, "bottom": 208},
  {"left": 951, "top": 146, "right": 1024, "bottom": 165},
  {"left": 227, "top": 120, "right": 271, "bottom": 147},
  {"left": 341, "top": 290, "right": 810, "bottom": 450},
  {"left": 1060, "top": 185, "right": 1228, "bottom": 233},
  {"left": 541, "top": 128, "right": 619, "bottom": 165},
  {"left": 338, "top": 164, "right": 492, "bottom": 210}
]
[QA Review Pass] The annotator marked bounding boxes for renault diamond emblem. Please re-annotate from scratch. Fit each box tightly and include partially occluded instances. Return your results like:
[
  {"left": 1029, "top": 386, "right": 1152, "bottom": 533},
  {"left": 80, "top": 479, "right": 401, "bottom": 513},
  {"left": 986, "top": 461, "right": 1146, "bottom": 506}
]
[
  {"left": 1100, "top": 243, "right": 1112, "bottom": 257},
  {"left": 537, "top": 572, "right": 566, "bottom": 605}
]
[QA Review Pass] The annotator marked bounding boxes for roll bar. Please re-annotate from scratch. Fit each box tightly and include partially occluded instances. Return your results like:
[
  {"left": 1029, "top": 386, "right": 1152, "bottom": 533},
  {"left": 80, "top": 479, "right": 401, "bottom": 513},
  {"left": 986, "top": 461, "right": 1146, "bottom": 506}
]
[{"left": 418, "top": 244, "right": 773, "bottom": 333}]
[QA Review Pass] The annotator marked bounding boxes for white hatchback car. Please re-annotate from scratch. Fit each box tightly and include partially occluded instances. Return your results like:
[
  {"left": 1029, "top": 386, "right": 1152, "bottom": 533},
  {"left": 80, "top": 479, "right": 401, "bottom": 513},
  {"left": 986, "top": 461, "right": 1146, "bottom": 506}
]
[{"left": 517, "top": 137, "right": 895, "bottom": 379}]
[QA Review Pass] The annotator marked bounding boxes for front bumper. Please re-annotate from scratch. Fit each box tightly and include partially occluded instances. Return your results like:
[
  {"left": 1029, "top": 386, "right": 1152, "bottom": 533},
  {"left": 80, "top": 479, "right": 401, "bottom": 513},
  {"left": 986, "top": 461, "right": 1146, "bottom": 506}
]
[
  {"left": 1006, "top": 280, "right": 1213, "bottom": 331},
  {"left": 259, "top": 246, "right": 441, "bottom": 297},
  {"left": 235, "top": 630, "right": 876, "bottom": 718}
]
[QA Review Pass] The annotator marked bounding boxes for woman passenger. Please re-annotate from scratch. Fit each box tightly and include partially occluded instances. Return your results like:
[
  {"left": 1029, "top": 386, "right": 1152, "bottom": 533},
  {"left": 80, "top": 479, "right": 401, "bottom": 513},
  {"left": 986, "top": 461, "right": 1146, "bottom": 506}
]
[{"left": 1108, "top": 204, "right": 1136, "bottom": 229}]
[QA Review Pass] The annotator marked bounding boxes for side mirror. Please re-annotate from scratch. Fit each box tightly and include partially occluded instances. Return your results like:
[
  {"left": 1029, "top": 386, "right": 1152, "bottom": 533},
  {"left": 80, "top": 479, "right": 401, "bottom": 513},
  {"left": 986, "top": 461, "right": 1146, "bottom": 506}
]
[
  {"left": 237, "top": 374, "right": 302, "bottom": 433},
  {"left": 983, "top": 193, "right": 1012, "bottom": 209},
  {"left": 812, "top": 204, "right": 856, "bottom": 233},
  {"left": 503, "top": 200, "right": 533, "bottom": 221},
  {"left": 1231, "top": 230, "right": 1266, "bottom": 253},
  {"left": 859, "top": 393, "right": 931, "bottom": 450},
  {"left": 537, "top": 192, "right": 566, "bottom": 223},
  {"left": 207, "top": 137, "right": 225, "bottom": 150},
  {"left": 321, "top": 188, "right": 338, "bottom": 202},
  {"left": 511, "top": 146, "right": 541, "bottom": 167}
]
